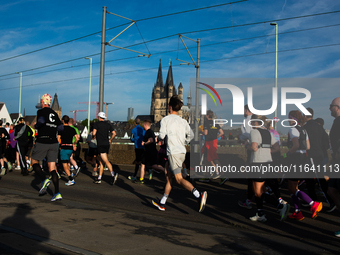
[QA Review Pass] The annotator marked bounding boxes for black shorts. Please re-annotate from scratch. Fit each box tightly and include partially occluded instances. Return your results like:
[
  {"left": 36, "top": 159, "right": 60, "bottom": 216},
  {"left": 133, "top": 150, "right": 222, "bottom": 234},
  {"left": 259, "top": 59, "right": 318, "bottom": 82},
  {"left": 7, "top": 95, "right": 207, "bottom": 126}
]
[
  {"left": 97, "top": 145, "right": 110, "bottom": 154},
  {"left": 133, "top": 149, "right": 144, "bottom": 164},
  {"left": 88, "top": 147, "right": 98, "bottom": 157},
  {"left": 142, "top": 150, "right": 157, "bottom": 167},
  {"left": 0, "top": 146, "right": 4, "bottom": 158}
]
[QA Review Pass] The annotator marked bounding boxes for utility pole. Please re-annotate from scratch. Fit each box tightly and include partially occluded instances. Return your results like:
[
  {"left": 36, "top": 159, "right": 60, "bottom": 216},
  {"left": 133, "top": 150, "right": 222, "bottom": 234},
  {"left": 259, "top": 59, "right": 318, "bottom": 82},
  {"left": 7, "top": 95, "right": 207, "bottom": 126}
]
[
  {"left": 99, "top": 6, "right": 107, "bottom": 113},
  {"left": 194, "top": 39, "right": 200, "bottom": 152}
]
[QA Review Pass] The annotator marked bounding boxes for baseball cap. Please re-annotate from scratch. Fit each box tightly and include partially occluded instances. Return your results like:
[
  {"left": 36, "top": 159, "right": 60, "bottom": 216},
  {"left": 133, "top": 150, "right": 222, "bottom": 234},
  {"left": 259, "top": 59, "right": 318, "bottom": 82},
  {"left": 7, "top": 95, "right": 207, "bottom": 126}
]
[
  {"left": 41, "top": 93, "right": 52, "bottom": 105},
  {"left": 98, "top": 112, "right": 107, "bottom": 119}
]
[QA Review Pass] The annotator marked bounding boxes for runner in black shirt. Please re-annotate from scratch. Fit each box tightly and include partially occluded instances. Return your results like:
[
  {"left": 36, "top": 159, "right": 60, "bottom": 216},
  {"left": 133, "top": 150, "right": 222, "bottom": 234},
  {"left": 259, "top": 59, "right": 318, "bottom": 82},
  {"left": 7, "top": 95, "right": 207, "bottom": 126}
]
[
  {"left": 92, "top": 112, "right": 117, "bottom": 185},
  {"left": 31, "top": 93, "right": 64, "bottom": 202},
  {"left": 0, "top": 119, "right": 9, "bottom": 176},
  {"left": 136, "top": 120, "right": 164, "bottom": 184},
  {"left": 14, "top": 117, "right": 34, "bottom": 176},
  {"left": 58, "top": 115, "right": 78, "bottom": 186}
]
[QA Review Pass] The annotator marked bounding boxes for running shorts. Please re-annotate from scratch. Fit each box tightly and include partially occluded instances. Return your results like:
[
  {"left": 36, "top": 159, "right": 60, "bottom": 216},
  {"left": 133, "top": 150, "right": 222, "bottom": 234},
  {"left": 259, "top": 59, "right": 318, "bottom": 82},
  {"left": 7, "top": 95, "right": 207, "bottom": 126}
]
[
  {"left": 60, "top": 149, "right": 73, "bottom": 163},
  {"left": 168, "top": 153, "right": 185, "bottom": 175},
  {"left": 97, "top": 145, "right": 110, "bottom": 154},
  {"left": 31, "top": 142, "right": 59, "bottom": 162}
]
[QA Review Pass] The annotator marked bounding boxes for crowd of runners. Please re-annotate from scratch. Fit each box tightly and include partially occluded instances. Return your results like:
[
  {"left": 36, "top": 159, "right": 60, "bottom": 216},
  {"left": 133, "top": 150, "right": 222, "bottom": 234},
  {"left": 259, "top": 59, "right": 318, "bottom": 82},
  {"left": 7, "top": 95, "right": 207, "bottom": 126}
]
[{"left": 1, "top": 93, "right": 340, "bottom": 237}]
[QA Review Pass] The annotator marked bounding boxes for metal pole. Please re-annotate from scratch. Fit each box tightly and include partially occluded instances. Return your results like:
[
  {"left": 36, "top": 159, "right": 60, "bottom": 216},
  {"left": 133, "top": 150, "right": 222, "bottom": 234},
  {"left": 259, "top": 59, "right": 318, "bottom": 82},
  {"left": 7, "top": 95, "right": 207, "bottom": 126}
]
[
  {"left": 194, "top": 39, "right": 200, "bottom": 152},
  {"left": 85, "top": 57, "right": 92, "bottom": 133},
  {"left": 99, "top": 6, "right": 107, "bottom": 113},
  {"left": 15, "top": 72, "right": 22, "bottom": 117},
  {"left": 270, "top": 22, "right": 278, "bottom": 130}
]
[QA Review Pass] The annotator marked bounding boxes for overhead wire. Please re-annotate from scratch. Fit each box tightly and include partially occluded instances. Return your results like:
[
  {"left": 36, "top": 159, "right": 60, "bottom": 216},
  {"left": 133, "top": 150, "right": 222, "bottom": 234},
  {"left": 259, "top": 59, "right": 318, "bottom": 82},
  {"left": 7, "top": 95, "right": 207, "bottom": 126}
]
[
  {"left": 2, "top": 42, "right": 339, "bottom": 91},
  {"left": 1, "top": 22, "right": 339, "bottom": 81}
]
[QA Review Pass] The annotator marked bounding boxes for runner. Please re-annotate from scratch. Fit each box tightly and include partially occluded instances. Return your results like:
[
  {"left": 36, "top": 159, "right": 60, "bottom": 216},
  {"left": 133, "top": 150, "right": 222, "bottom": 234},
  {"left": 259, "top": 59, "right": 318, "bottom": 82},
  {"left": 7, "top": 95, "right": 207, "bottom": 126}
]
[
  {"left": 327, "top": 98, "right": 340, "bottom": 236},
  {"left": 136, "top": 120, "right": 164, "bottom": 184},
  {"left": 0, "top": 120, "right": 9, "bottom": 176},
  {"left": 14, "top": 117, "right": 34, "bottom": 176},
  {"left": 68, "top": 118, "right": 81, "bottom": 176},
  {"left": 129, "top": 118, "right": 145, "bottom": 181},
  {"left": 246, "top": 115, "right": 289, "bottom": 222},
  {"left": 152, "top": 96, "right": 207, "bottom": 213},
  {"left": 92, "top": 112, "right": 118, "bottom": 185},
  {"left": 31, "top": 93, "right": 64, "bottom": 202},
  {"left": 286, "top": 110, "right": 323, "bottom": 220},
  {"left": 202, "top": 110, "right": 224, "bottom": 179},
  {"left": 58, "top": 115, "right": 78, "bottom": 186},
  {"left": 86, "top": 124, "right": 98, "bottom": 177}
]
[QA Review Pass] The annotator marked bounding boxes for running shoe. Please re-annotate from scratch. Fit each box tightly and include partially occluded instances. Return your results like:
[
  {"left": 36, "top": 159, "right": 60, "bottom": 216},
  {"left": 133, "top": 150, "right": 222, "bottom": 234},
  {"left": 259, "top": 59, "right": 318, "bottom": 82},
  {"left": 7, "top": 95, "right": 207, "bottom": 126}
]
[
  {"left": 92, "top": 171, "right": 98, "bottom": 177},
  {"left": 288, "top": 211, "right": 304, "bottom": 220},
  {"left": 8, "top": 163, "right": 12, "bottom": 171},
  {"left": 51, "top": 193, "right": 62, "bottom": 202},
  {"left": 65, "top": 180, "right": 75, "bottom": 186},
  {"left": 152, "top": 198, "right": 165, "bottom": 211},
  {"left": 134, "top": 179, "right": 144, "bottom": 184},
  {"left": 0, "top": 167, "right": 6, "bottom": 176},
  {"left": 128, "top": 176, "right": 137, "bottom": 181},
  {"left": 250, "top": 213, "right": 267, "bottom": 222},
  {"left": 70, "top": 166, "right": 74, "bottom": 171},
  {"left": 238, "top": 199, "right": 252, "bottom": 209},
  {"left": 57, "top": 172, "right": 61, "bottom": 179},
  {"left": 198, "top": 191, "right": 208, "bottom": 213},
  {"left": 326, "top": 203, "right": 336, "bottom": 213},
  {"left": 334, "top": 230, "right": 340, "bottom": 237},
  {"left": 15, "top": 166, "right": 21, "bottom": 171},
  {"left": 94, "top": 178, "right": 102, "bottom": 184},
  {"left": 39, "top": 179, "right": 51, "bottom": 195},
  {"left": 278, "top": 203, "right": 290, "bottom": 221},
  {"left": 111, "top": 173, "right": 119, "bottom": 185},
  {"left": 74, "top": 167, "right": 81, "bottom": 177},
  {"left": 219, "top": 178, "right": 229, "bottom": 185},
  {"left": 149, "top": 169, "right": 153, "bottom": 180},
  {"left": 28, "top": 165, "right": 33, "bottom": 172},
  {"left": 310, "top": 201, "right": 323, "bottom": 219}
]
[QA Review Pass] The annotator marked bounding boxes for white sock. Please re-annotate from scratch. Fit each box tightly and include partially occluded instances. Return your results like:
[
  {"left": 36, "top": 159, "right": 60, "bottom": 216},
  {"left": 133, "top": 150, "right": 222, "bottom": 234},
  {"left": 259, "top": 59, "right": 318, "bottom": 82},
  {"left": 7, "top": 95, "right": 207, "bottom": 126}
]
[
  {"left": 74, "top": 165, "right": 78, "bottom": 170},
  {"left": 192, "top": 188, "right": 200, "bottom": 199},
  {"left": 98, "top": 175, "right": 102, "bottom": 180},
  {"left": 111, "top": 171, "right": 115, "bottom": 177},
  {"left": 160, "top": 194, "right": 168, "bottom": 204}
]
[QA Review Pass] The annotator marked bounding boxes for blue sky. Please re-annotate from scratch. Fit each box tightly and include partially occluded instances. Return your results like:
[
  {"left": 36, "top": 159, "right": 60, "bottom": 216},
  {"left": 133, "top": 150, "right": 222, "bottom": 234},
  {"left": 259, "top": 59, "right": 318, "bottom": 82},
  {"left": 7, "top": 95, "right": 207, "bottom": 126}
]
[{"left": 1, "top": 0, "right": 340, "bottom": 131}]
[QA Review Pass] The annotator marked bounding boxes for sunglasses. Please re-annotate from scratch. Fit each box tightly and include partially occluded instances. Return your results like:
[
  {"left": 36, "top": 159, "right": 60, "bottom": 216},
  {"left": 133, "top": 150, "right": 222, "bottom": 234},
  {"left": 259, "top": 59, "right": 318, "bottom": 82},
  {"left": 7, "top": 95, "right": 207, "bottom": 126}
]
[{"left": 330, "top": 104, "right": 339, "bottom": 108}]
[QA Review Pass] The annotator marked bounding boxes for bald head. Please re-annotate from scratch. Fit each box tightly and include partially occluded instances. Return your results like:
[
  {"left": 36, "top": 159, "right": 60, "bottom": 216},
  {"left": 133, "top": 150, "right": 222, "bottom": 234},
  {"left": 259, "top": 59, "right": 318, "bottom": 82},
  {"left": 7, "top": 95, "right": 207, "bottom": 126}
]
[{"left": 330, "top": 97, "right": 340, "bottom": 118}]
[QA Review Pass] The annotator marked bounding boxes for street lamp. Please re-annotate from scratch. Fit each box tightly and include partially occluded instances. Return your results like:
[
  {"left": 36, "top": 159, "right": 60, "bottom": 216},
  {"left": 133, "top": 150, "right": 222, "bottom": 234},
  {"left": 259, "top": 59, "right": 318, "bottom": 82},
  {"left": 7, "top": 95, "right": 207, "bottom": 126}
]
[
  {"left": 85, "top": 57, "right": 92, "bottom": 133},
  {"left": 15, "top": 72, "right": 22, "bottom": 118},
  {"left": 105, "top": 102, "right": 114, "bottom": 118},
  {"left": 270, "top": 22, "right": 278, "bottom": 130}
]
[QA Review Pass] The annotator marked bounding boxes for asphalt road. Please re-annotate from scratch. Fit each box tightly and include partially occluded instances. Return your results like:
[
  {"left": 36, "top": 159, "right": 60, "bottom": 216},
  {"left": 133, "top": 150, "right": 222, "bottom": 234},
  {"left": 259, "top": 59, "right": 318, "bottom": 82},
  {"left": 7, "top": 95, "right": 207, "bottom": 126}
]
[{"left": 0, "top": 165, "right": 339, "bottom": 255}]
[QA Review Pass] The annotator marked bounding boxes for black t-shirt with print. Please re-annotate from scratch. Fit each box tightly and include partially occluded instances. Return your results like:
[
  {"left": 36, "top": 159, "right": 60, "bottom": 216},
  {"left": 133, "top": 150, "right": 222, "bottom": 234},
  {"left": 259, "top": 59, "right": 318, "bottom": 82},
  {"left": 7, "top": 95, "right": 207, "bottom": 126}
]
[
  {"left": 58, "top": 126, "right": 77, "bottom": 150},
  {"left": 144, "top": 129, "right": 157, "bottom": 153},
  {"left": 35, "top": 107, "right": 62, "bottom": 144},
  {"left": 93, "top": 121, "right": 114, "bottom": 146}
]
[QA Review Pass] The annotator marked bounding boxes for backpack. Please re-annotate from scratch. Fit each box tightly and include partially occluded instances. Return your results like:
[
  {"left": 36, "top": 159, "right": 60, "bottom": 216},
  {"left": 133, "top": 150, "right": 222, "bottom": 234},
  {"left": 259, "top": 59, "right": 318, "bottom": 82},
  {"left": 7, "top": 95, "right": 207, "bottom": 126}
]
[
  {"left": 257, "top": 128, "right": 272, "bottom": 148},
  {"left": 287, "top": 125, "right": 307, "bottom": 150}
]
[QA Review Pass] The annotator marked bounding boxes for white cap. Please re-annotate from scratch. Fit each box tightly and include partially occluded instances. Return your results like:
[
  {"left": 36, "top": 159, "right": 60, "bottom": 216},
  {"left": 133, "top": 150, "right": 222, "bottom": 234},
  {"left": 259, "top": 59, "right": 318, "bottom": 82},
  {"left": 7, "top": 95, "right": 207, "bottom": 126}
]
[{"left": 98, "top": 112, "right": 107, "bottom": 119}]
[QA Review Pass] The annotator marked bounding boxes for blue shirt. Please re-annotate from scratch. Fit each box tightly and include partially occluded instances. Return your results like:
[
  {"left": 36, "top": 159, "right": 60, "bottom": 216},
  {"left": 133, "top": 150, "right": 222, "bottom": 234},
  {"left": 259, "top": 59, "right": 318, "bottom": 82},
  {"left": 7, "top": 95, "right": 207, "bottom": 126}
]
[{"left": 131, "top": 125, "right": 145, "bottom": 149}]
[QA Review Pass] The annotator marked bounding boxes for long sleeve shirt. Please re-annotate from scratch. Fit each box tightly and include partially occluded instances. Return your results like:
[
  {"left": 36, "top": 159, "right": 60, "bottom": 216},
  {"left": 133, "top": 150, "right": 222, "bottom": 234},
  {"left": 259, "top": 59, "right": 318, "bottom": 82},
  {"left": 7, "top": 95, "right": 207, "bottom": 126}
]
[{"left": 159, "top": 114, "right": 193, "bottom": 155}]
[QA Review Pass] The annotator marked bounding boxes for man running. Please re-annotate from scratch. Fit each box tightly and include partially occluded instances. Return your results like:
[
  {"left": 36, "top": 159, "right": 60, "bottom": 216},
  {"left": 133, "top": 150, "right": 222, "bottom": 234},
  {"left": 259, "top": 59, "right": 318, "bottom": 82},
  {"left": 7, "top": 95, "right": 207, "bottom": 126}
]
[
  {"left": 129, "top": 118, "right": 145, "bottom": 181},
  {"left": 31, "top": 93, "right": 63, "bottom": 202},
  {"left": 152, "top": 96, "right": 207, "bottom": 212},
  {"left": 92, "top": 112, "right": 118, "bottom": 185},
  {"left": 58, "top": 115, "right": 78, "bottom": 186},
  {"left": 68, "top": 118, "right": 81, "bottom": 176},
  {"left": 14, "top": 117, "right": 34, "bottom": 176}
]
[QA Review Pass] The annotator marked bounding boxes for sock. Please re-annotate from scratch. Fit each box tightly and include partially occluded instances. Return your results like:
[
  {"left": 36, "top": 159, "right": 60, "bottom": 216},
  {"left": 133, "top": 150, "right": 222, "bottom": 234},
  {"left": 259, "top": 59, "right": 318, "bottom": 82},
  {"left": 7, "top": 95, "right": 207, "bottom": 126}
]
[
  {"left": 255, "top": 195, "right": 263, "bottom": 210},
  {"left": 291, "top": 194, "right": 301, "bottom": 211},
  {"left": 33, "top": 163, "right": 45, "bottom": 181},
  {"left": 98, "top": 175, "right": 102, "bottom": 180},
  {"left": 140, "top": 178, "right": 144, "bottom": 181},
  {"left": 183, "top": 168, "right": 188, "bottom": 175},
  {"left": 51, "top": 170, "right": 59, "bottom": 194},
  {"left": 191, "top": 188, "right": 200, "bottom": 199},
  {"left": 160, "top": 194, "right": 168, "bottom": 204},
  {"left": 74, "top": 165, "right": 78, "bottom": 170},
  {"left": 111, "top": 171, "right": 115, "bottom": 177},
  {"left": 295, "top": 190, "right": 313, "bottom": 205}
]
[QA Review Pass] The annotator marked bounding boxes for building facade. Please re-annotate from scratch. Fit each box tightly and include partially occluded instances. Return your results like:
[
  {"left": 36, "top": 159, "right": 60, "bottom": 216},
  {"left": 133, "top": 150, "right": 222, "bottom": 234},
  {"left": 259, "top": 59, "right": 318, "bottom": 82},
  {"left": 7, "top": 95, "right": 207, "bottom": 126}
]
[{"left": 150, "top": 60, "right": 184, "bottom": 123}]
